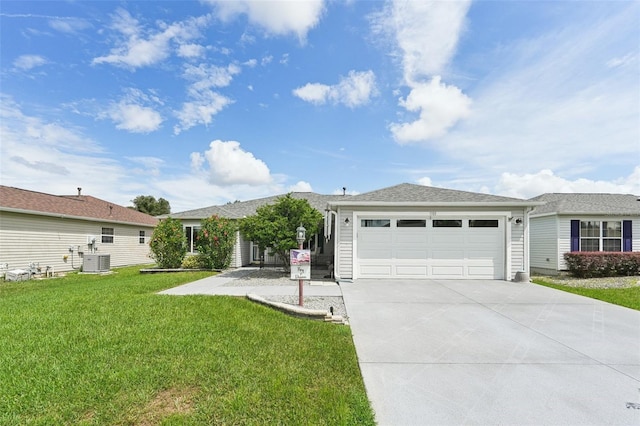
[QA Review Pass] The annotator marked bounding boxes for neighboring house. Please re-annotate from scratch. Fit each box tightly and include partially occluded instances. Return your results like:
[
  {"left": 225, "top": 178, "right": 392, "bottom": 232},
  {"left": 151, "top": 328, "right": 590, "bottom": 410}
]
[
  {"left": 166, "top": 192, "right": 348, "bottom": 268},
  {"left": 326, "top": 183, "right": 540, "bottom": 281},
  {"left": 529, "top": 193, "right": 640, "bottom": 275},
  {"left": 0, "top": 186, "right": 158, "bottom": 274}
]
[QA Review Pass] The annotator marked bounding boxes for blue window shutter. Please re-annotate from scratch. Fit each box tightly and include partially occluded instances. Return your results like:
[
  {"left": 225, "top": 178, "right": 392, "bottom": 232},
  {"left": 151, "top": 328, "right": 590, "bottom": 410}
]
[
  {"left": 570, "top": 220, "right": 580, "bottom": 252},
  {"left": 623, "top": 220, "right": 632, "bottom": 252}
]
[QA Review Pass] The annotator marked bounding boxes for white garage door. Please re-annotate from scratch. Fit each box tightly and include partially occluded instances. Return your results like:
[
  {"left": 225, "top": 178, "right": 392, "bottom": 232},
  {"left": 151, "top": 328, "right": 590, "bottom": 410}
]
[{"left": 357, "top": 217, "right": 505, "bottom": 279}]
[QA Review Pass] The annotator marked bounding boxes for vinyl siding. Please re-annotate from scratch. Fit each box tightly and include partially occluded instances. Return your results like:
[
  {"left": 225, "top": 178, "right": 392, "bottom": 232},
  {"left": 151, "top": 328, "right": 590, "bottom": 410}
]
[
  {"left": 0, "top": 211, "right": 154, "bottom": 273},
  {"left": 336, "top": 208, "right": 354, "bottom": 280},
  {"left": 230, "top": 231, "right": 251, "bottom": 267},
  {"left": 510, "top": 209, "right": 526, "bottom": 278},
  {"left": 530, "top": 215, "right": 559, "bottom": 274}
]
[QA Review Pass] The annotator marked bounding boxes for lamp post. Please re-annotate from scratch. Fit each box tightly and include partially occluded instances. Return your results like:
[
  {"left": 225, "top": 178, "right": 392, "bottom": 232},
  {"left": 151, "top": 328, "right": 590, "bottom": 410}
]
[{"left": 296, "top": 225, "right": 306, "bottom": 306}]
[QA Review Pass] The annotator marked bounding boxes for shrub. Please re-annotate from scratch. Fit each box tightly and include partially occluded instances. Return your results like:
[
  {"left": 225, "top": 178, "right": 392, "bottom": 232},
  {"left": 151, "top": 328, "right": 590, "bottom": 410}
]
[
  {"left": 196, "top": 215, "right": 237, "bottom": 269},
  {"left": 149, "top": 217, "right": 187, "bottom": 268},
  {"left": 564, "top": 252, "right": 640, "bottom": 278},
  {"left": 181, "top": 254, "right": 206, "bottom": 269}
]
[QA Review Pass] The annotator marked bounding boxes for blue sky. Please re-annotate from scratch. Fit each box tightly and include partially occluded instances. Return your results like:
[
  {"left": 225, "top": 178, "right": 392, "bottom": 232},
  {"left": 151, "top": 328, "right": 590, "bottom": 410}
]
[{"left": 1, "top": 1, "right": 638, "bottom": 212}]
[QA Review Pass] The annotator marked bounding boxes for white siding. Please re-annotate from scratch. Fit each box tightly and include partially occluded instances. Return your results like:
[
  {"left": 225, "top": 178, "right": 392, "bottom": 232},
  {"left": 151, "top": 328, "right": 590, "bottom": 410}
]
[
  {"left": 336, "top": 208, "right": 354, "bottom": 280},
  {"left": 510, "top": 211, "right": 525, "bottom": 278},
  {"left": 230, "top": 231, "right": 251, "bottom": 267},
  {"left": 530, "top": 215, "right": 559, "bottom": 274},
  {"left": 0, "top": 211, "right": 154, "bottom": 273}
]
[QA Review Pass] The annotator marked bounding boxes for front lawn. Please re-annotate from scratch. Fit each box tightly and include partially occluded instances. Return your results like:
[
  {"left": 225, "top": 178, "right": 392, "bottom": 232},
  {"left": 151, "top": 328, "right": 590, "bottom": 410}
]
[
  {"left": 0, "top": 267, "right": 374, "bottom": 425},
  {"left": 533, "top": 277, "right": 640, "bottom": 311}
]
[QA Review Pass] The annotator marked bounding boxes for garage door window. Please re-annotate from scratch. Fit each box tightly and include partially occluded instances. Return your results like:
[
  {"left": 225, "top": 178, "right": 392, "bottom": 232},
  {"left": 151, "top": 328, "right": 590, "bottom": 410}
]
[
  {"left": 469, "top": 220, "right": 499, "bottom": 228},
  {"left": 433, "top": 219, "right": 462, "bottom": 228},
  {"left": 397, "top": 219, "right": 426, "bottom": 228},
  {"left": 361, "top": 219, "right": 391, "bottom": 227}
]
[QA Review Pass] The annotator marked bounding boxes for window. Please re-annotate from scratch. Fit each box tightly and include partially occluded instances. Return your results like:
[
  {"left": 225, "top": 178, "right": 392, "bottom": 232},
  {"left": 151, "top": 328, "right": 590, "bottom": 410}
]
[
  {"left": 579, "top": 220, "right": 622, "bottom": 252},
  {"left": 361, "top": 219, "right": 390, "bottom": 228},
  {"left": 469, "top": 219, "right": 499, "bottom": 228},
  {"left": 101, "top": 227, "right": 114, "bottom": 243},
  {"left": 397, "top": 219, "right": 426, "bottom": 228},
  {"left": 433, "top": 219, "right": 462, "bottom": 228},
  {"left": 184, "top": 226, "right": 201, "bottom": 253},
  {"left": 139, "top": 230, "right": 146, "bottom": 244}
]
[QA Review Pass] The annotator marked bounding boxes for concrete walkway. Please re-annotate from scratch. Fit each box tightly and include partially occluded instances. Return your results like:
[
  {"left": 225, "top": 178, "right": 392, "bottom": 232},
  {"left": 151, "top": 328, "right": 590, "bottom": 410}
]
[
  {"left": 340, "top": 279, "right": 640, "bottom": 425},
  {"left": 159, "top": 267, "right": 342, "bottom": 297}
]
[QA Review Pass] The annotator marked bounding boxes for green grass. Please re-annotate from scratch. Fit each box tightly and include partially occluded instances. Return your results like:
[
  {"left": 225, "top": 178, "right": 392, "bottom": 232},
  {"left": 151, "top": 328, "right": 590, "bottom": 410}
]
[
  {"left": 532, "top": 279, "right": 640, "bottom": 311},
  {"left": 0, "top": 267, "right": 374, "bottom": 425}
]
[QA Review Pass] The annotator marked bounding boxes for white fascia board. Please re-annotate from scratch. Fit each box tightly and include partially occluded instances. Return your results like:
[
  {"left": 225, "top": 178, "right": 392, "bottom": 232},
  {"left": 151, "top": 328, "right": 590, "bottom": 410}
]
[
  {"left": 0, "top": 206, "right": 157, "bottom": 228},
  {"left": 529, "top": 212, "right": 559, "bottom": 219},
  {"left": 326, "top": 201, "right": 543, "bottom": 209}
]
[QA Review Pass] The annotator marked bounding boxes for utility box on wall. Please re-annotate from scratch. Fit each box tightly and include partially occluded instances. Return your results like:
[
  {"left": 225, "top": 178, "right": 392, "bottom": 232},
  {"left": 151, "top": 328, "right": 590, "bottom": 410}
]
[{"left": 83, "top": 254, "right": 110, "bottom": 273}]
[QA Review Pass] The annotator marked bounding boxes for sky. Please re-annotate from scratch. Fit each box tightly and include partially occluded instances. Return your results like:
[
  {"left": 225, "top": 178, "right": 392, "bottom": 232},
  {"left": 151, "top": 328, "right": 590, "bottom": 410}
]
[{"left": 1, "top": 0, "right": 639, "bottom": 213}]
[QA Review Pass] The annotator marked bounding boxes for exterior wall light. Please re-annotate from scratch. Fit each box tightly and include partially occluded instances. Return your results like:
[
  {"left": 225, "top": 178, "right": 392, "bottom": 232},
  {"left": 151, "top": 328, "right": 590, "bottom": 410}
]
[{"left": 296, "top": 225, "right": 306, "bottom": 246}]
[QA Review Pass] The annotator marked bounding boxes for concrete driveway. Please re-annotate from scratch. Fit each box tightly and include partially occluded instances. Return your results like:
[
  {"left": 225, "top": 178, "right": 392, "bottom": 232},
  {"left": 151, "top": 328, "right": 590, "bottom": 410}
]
[{"left": 340, "top": 279, "right": 640, "bottom": 425}]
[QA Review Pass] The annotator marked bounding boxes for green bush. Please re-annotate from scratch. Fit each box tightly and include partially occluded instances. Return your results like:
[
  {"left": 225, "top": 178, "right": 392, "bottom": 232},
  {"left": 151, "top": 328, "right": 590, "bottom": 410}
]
[
  {"left": 149, "top": 217, "right": 187, "bottom": 268},
  {"left": 180, "top": 254, "right": 206, "bottom": 269},
  {"left": 564, "top": 252, "right": 640, "bottom": 278},
  {"left": 196, "top": 215, "right": 237, "bottom": 269}
]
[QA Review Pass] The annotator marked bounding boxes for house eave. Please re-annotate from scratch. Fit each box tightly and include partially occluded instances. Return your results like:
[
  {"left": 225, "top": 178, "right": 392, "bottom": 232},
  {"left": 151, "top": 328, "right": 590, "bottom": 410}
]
[
  {"left": 0, "top": 206, "right": 157, "bottom": 227},
  {"left": 326, "top": 201, "right": 543, "bottom": 209}
]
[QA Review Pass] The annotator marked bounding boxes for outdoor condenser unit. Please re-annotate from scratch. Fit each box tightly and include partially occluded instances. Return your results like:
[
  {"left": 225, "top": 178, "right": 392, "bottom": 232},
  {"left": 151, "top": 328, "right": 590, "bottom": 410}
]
[{"left": 83, "top": 254, "right": 111, "bottom": 273}]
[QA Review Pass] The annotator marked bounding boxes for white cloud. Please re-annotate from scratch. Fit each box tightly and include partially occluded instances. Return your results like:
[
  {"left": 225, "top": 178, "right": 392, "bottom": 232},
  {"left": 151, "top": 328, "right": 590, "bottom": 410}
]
[
  {"left": 99, "top": 88, "right": 164, "bottom": 133},
  {"left": 206, "top": 0, "right": 325, "bottom": 41},
  {"left": 293, "top": 70, "right": 377, "bottom": 108},
  {"left": 494, "top": 168, "right": 640, "bottom": 199},
  {"left": 48, "top": 17, "right": 90, "bottom": 34},
  {"left": 191, "top": 140, "right": 272, "bottom": 185},
  {"left": 289, "top": 181, "right": 313, "bottom": 192},
  {"left": 371, "top": 1, "right": 472, "bottom": 143},
  {"left": 13, "top": 54, "right": 48, "bottom": 71},
  {"left": 177, "top": 43, "right": 205, "bottom": 58},
  {"left": 173, "top": 63, "right": 240, "bottom": 133},
  {"left": 244, "top": 58, "right": 258, "bottom": 67},
  {"left": 390, "top": 76, "right": 471, "bottom": 143},
  {"left": 105, "top": 103, "right": 163, "bottom": 133},
  {"left": 416, "top": 177, "right": 432, "bottom": 186},
  {"left": 372, "top": 1, "right": 471, "bottom": 83},
  {"left": 92, "top": 8, "right": 210, "bottom": 69}
]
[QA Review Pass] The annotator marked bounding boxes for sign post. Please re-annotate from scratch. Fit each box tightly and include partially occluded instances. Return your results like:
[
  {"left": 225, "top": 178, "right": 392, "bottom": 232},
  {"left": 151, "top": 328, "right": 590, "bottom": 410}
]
[{"left": 293, "top": 225, "right": 308, "bottom": 306}]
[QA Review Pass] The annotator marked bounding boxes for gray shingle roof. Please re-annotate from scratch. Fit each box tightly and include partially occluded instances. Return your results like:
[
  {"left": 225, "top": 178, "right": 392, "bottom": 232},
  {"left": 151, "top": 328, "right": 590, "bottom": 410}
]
[
  {"left": 329, "top": 183, "right": 530, "bottom": 205},
  {"left": 529, "top": 193, "right": 640, "bottom": 216},
  {"left": 167, "top": 192, "right": 348, "bottom": 219}
]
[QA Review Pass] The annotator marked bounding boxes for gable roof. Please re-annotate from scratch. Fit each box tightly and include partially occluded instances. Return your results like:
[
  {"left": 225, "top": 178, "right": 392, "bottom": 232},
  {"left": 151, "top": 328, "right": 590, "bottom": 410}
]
[
  {"left": 529, "top": 193, "right": 640, "bottom": 216},
  {"left": 327, "top": 183, "right": 536, "bottom": 207},
  {"left": 0, "top": 186, "right": 158, "bottom": 226},
  {"left": 167, "top": 192, "right": 349, "bottom": 220}
]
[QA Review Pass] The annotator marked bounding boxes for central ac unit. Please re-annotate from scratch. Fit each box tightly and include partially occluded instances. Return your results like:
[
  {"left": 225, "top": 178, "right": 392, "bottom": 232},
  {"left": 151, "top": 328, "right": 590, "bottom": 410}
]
[{"left": 83, "top": 254, "right": 111, "bottom": 273}]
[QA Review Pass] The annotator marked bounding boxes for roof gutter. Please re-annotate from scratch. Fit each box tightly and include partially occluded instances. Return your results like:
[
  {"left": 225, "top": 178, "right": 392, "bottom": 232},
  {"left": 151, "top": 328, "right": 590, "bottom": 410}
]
[{"left": 0, "top": 207, "right": 157, "bottom": 227}]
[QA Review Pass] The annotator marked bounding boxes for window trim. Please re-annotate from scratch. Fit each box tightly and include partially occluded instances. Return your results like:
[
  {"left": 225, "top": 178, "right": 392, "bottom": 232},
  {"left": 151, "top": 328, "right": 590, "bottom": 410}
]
[{"left": 578, "top": 220, "right": 622, "bottom": 252}]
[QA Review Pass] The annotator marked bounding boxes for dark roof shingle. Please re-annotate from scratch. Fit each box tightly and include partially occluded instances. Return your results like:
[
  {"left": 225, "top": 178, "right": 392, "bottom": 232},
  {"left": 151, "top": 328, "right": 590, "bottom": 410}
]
[
  {"left": 0, "top": 186, "right": 158, "bottom": 226},
  {"left": 529, "top": 193, "right": 640, "bottom": 216}
]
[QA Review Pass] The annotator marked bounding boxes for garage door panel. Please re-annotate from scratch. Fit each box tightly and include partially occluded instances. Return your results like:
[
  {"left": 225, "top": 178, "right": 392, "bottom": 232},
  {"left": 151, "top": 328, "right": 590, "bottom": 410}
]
[
  {"left": 431, "top": 265, "right": 465, "bottom": 276},
  {"left": 432, "top": 234, "right": 464, "bottom": 244},
  {"left": 468, "top": 266, "right": 501, "bottom": 278},
  {"left": 431, "top": 249, "right": 465, "bottom": 259},
  {"left": 360, "top": 264, "right": 393, "bottom": 277},
  {"left": 396, "top": 265, "right": 428, "bottom": 276},
  {"left": 359, "top": 248, "right": 393, "bottom": 259}
]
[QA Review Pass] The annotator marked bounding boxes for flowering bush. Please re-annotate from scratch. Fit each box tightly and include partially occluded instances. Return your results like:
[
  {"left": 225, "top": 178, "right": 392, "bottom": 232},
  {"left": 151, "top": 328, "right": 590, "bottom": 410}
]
[
  {"left": 181, "top": 254, "right": 206, "bottom": 269},
  {"left": 196, "top": 215, "right": 237, "bottom": 269},
  {"left": 149, "top": 217, "right": 187, "bottom": 268},
  {"left": 564, "top": 252, "right": 640, "bottom": 278}
]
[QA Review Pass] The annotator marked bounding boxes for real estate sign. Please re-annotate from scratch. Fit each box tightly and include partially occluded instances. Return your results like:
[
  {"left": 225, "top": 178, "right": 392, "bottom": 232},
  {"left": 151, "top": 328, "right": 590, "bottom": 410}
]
[{"left": 290, "top": 249, "right": 311, "bottom": 280}]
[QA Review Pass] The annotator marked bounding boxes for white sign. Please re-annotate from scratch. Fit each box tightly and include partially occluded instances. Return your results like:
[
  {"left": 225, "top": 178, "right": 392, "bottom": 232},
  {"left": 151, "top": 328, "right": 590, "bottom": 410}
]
[{"left": 290, "top": 249, "right": 311, "bottom": 280}]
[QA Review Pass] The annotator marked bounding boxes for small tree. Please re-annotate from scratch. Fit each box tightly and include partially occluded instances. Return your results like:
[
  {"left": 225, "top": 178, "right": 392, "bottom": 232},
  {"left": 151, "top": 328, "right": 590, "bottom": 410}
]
[
  {"left": 149, "top": 217, "right": 186, "bottom": 268},
  {"left": 197, "top": 215, "right": 237, "bottom": 269},
  {"left": 131, "top": 195, "right": 171, "bottom": 216},
  {"left": 239, "top": 194, "right": 323, "bottom": 270}
]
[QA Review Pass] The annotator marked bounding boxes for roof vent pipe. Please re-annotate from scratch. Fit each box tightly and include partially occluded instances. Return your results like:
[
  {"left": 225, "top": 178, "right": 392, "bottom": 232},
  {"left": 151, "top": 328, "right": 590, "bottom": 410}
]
[
  {"left": 77, "top": 187, "right": 82, "bottom": 196},
  {"left": 342, "top": 187, "right": 346, "bottom": 196}
]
